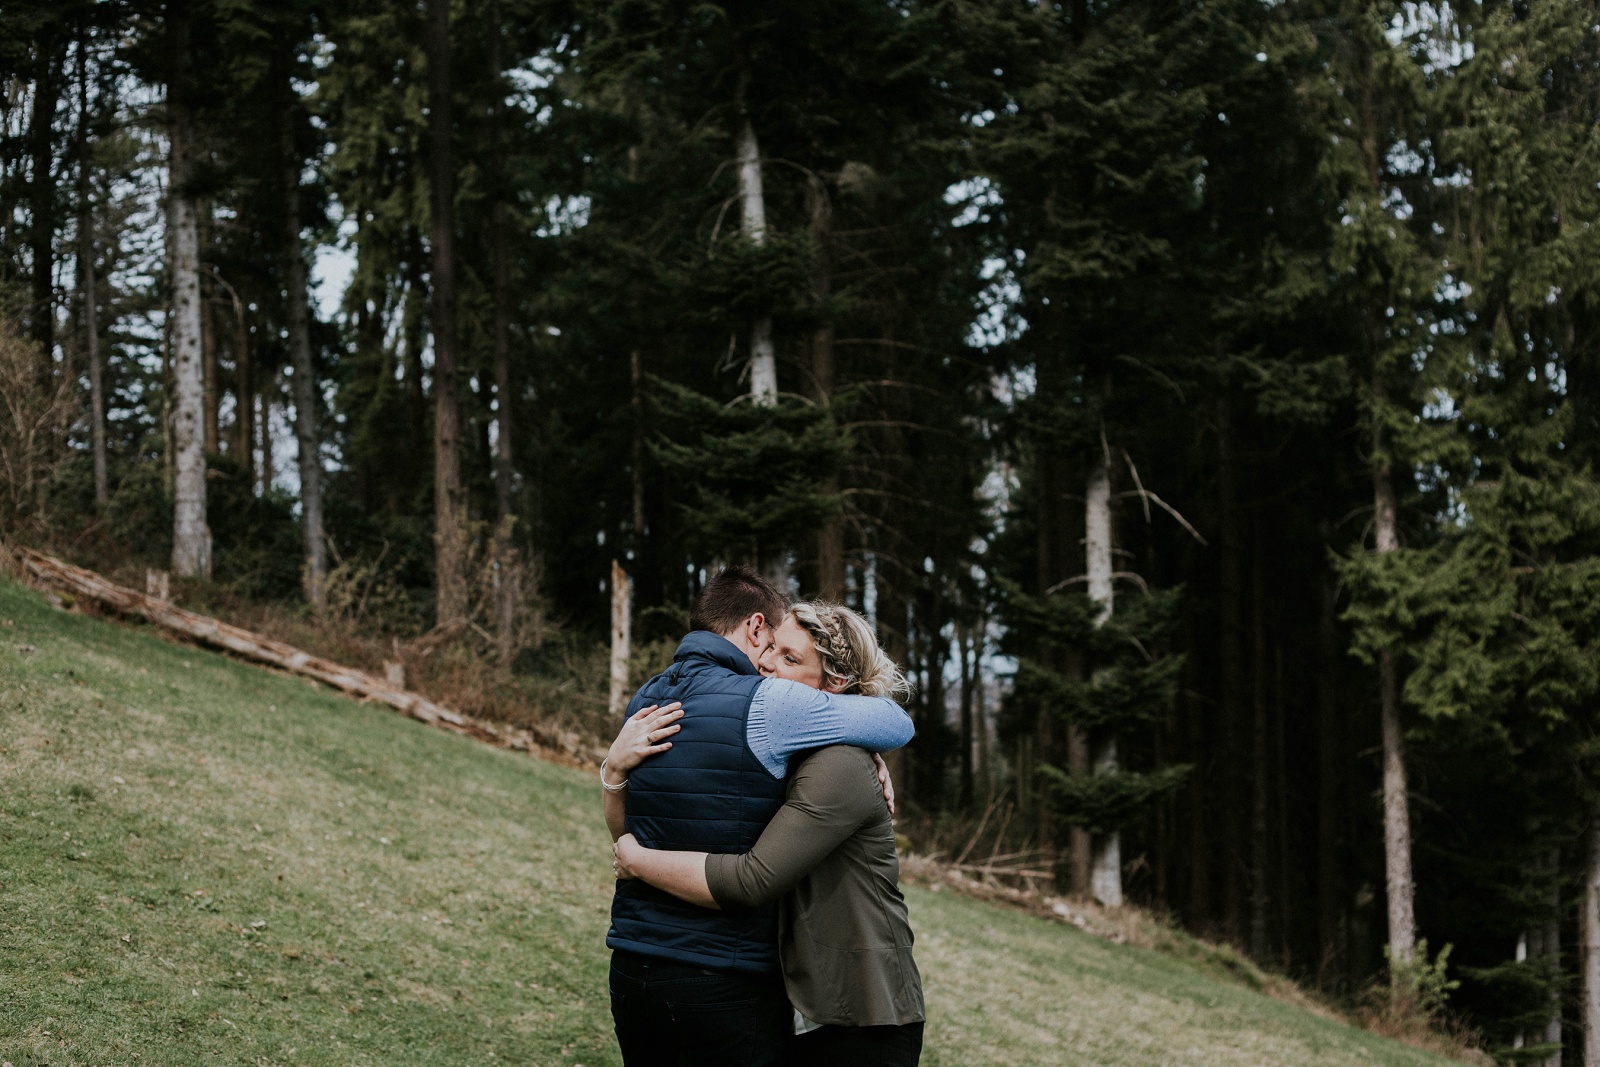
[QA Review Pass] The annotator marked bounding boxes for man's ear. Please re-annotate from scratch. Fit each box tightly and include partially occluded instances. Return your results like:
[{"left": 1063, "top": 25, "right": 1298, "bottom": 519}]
[{"left": 747, "top": 613, "right": 768, "bottom": 640}]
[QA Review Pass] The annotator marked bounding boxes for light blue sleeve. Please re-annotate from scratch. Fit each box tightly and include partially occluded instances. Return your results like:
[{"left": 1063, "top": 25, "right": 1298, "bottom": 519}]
[{"left": 745, "top": 678, "right": 914, "bottom": 778}]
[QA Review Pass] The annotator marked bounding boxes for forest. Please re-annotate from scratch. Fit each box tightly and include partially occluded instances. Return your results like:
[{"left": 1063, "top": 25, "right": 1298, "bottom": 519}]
[{"left": 3, "top": 0, "right": 1599, "bottom": 1059}]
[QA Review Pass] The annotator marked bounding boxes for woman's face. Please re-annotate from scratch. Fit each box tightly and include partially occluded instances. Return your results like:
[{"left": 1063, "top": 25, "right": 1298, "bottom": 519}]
[{"left": 759, "top": 616, "right": 847, "bottom": 693}]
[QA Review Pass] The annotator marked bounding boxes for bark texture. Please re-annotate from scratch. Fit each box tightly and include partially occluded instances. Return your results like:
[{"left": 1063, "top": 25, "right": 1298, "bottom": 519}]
[
  {"left": 737, "top": 117, "right": 777, "bottom": 406},
  {"left": 1216, "top": 391, "right": 1245, "bottom": 939},
  {"left": 1085, "top": 448, "right": 1122, "bottom": 907},
  {"left": 1317, "top": 567, "right": 1346, "bottom": 988},
  {"left": 1374, "top": 461, "right": 1415, "bottom": 970},
  {"left": 609, "top": 560, "right": 632, "bottom": 719},
  {"left": 1585, "top": 817, "right": 1600, "bottom": 1067},
  {"left": 807, "top": 174, "right": 844, "bottom": 598},
  {"left": 493, "top": 210, "right": 518, "bottom": 666},
  {"left": 282, "top": 117, "right": 326, "bottom": 608},
  {"left": 167, "top": 0, "right": 209, "bottom": 577},
  {"left": 427, "top": 0, "right": 466, "bottom": 623},
  {"left": 77, "top": 41, "right": 106, "bottom": 505},
  {"left": 1250, "top": 548, "right": 1270, "bottom": 960}
]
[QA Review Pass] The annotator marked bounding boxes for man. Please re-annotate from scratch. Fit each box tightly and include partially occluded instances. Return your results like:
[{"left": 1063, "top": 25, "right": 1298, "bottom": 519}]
[{"left": 600, "top": 565, "right": 913, "bottom": 1067}]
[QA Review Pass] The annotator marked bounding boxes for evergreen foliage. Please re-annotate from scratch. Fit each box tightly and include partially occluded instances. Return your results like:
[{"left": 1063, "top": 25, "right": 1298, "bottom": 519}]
[{"left": 10, "top": 0, "right": 1600, "bottom": 1052}]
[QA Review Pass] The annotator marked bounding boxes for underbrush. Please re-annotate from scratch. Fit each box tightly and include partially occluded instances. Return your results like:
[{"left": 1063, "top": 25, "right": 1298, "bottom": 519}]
[{"left": 14, "top": 519, "right": 677, "bottom": 762}]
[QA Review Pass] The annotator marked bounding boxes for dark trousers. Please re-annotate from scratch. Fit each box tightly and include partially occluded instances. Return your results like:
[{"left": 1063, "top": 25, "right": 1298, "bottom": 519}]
[
  {"left": 793, "top": 1021, "right": 924, "bottom": 1067},
  {"left": 609, "top": 949, "right": 792, "bottom": 1067}
]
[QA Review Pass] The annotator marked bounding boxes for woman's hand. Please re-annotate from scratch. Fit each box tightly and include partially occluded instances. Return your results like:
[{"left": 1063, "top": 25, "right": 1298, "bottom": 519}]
[
  {"left": 613, "top": 833, "right": 643, "bottom": 880},
  {"left": 873, "top": 753, "right": 896, "bottom": 817},
  {"left": 606, "top": 702, "right": 684, "bottom": 784}
]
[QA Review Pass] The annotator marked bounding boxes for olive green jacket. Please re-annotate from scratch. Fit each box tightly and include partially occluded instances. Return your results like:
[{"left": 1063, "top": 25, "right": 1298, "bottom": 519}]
[{"left": 704, "top": 745, "right": 924, "bottom": 1028}]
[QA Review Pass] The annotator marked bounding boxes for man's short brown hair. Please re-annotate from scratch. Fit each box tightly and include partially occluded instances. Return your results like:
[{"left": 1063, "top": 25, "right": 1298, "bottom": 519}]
[{"left": 691, "top": 565, "right": 787, "bottom": 636}]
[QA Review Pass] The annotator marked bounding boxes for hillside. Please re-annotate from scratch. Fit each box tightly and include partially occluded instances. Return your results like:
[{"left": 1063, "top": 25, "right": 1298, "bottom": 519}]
[{"left": 0, "top": 577, "right": 1457, "bottom": 1066}]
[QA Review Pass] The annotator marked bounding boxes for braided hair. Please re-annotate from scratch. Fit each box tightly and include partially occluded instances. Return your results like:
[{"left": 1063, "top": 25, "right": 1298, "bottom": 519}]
[{"left": 787, "top": 601, "right": 910, "bottom": 700}]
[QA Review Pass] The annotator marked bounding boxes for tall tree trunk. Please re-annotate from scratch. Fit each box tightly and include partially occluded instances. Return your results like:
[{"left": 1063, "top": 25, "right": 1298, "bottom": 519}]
[
  {"left": 260, "top": 372, "right": 277, "bottom": 495},
  {"left": 1543, "top": 851, "right": 1563, "bottom": 1067},
  {"left": 1216, "top": 390, "right": 1245, "bottom": 940},
  {"left": 609, "top": 560, "right": 632, "bottom": 718},
  {"left": 490, "top": 16, "right": 519, "bottom": 667},
  {"left": 493, "top": 213, "right": 518, "bottom": 665},
  {"left": 1085, "top": 443, "right": 1121, "bottom": 907},
  {"left": 1317, "top": 563, "right": 1347, "bottom": 990},
  {"left": 29, "top": 35, "right": 65, "bottom": 366},
  {"left": 806, "top": 173, "right": 845, "bottom": 597},
  {"left": 403, "top": 229, "right": 429, "bottom": 465},
  {"left": 1035, "top": 355, "right": 1083, "bottom": 890},
  {"left": 77, "top": 34, "right": 106, "bottom": 506},
  {"left": 230, "top": 285, "right": 253, "bottom": 484},
  {"left": 879, "top": 572, "right": 910, "bottom": 809},
  {"left": 736, "top": 116, "right": 777, "bottom": 406},
  {"left": 200, "top": 204, "right": 219, "bottom": 451},
  {"left": 427, "top": 0, "right": 466, "bottom": 624},
  {"left": 167, "top": 0, "right": 208, "bottom": 578},
  {"left": 629, "top": 348, "right": 645, "bottom": 549},
  {"left": 958, "top": 624, "right": 976, "bottom": 809},
  {"left": 1186, "top": 648, "right": 1211, "bottom": 930},
  {"left": 976, "top": 616, "right": 992, "bottom": 798},
  {"left": 1249, "top": 544, "right": 1271, "bottom": 960},
  {"left": 1373, "top": 456, "right": 1416, "bottom": 971},
  {"left": 1584, "top": 812, "right": 1600, "bottom": 1067},
  {"left": 281, "top": 113, "right": 326, "bottom": 608}
]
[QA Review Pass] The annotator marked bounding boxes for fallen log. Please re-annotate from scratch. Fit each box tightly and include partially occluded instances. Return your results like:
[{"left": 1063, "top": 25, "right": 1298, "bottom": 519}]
[{"left": 16, "top": 547, "right": 468, "bottom": 730}]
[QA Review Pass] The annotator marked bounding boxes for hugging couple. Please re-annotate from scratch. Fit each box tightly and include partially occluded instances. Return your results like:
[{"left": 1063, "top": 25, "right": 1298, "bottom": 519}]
[{"left": 600, "top": 565, "right": 924, "bottom": 1067}]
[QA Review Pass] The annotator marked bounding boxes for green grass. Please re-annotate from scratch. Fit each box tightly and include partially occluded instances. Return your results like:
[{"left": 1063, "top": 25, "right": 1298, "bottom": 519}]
[{"left": 0, "top": 577, "right": 1456, "bottom": 1066}]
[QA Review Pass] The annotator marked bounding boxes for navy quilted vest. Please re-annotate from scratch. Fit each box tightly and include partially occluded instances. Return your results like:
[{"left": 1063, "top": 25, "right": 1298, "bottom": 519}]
[{"left": 606, "top": 631, "right": 784, "bottom": 974}]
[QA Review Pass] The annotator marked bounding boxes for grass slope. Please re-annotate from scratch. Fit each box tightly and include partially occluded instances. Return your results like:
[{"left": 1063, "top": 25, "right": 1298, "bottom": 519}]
[{"left": 0, "top": 578, "right": 1453, "bottom": 1067}]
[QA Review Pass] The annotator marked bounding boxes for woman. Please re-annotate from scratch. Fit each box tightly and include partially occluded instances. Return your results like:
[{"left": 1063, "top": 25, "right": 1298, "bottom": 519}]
[{"left": 612, "top": 602, "right": 925, "bottom": 1067}]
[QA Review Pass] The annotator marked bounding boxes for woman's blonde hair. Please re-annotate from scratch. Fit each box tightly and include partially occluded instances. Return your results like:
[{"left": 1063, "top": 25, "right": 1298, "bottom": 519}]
[{"left": 787, "top": 601, "right": 910, "bottom": 700}]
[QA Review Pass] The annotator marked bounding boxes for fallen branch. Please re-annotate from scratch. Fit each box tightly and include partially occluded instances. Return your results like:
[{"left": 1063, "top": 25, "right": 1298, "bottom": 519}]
[
  {"left": 17, "top": 547, "right": 468, "bottom": 728},
  {"left": 11, "top": 547, "right": 602, "bottom": 766}
]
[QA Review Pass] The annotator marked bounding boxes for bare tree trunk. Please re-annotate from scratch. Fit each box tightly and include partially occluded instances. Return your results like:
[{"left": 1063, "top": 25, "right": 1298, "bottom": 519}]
[
  {"left": 879, "top": 575, "right": 910, "bottom": 809},
  {"left": 281, "top": 115, "right": 326, "bottom": 608},
  {"left": 1544, "top": 852, "right": 1563, "bottom": 1067},
  {"left": 736, "top": 116, "right": 777, "bottom": 406},
  {"left": 29, "top": 35, "right": 64, "bottom": 366},
  {"left": 76, "top": 35, "right": 106, "bottom": 506},
  {"left": 1186, "top": 652, "right": 1211, "bottom": 930},
  {"left": 200, "top": 204, "right": 219, "bottom": 451},
  {"left": 1250, "top": 545, "right": 1271, "bottom": 960},
  {"left": 260, "top": 372, "right": 278, "bottom": 495},
  {"left": 427, "top": 0, "right": 466, "bottom": 624},
  {"left": 976, "top": 614, "right": 992, "bottom": 799},
  {"left": 609, "top": 560, "right": 632, "bottom": 719},
  {"left": 958, "top": 624, "right": 976, "bottom": 808},
  {"left": 806, "top": 173, "right": 844, "bottom": 598},
  {"left": 1216, "top": 390, "right": 1245, "bottom": 940},
  {"left": 489, "top": 16, "right": 519, "bottom": 669},
  {"left": 1317, "top": 564, "right": 1346, "bottom": 990},
  {"left": 1584, "top": 813, "right": 1600, "bottom": 1067},
  {"left": 1085, "top": 444, "right": 1121, "bottom": 907},
  {"left": 493, "top": 213, "right": 518, "bottom": 666},
  {"left": 1373, "top": 460, "right": 1416, "bottom": 973},
  {"left": 229, "top": 285, "right": 253, "bottom": 484},
  {"left": 630, "top": 348, "right": 645, "bottom": 548},
  {"left": 167, "top": 0, "right": 208, "bottom": 578}
]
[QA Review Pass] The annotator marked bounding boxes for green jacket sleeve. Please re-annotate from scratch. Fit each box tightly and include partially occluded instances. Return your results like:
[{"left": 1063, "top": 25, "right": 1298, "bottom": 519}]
[{"left": 704, "top": 745, "right": 880, "bottom": 911}]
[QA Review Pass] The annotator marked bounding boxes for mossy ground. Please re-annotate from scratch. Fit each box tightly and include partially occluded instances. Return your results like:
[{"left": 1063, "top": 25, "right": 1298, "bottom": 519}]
[{"left": 0, "top": 578, "right": 1454, "bottom": 1066}]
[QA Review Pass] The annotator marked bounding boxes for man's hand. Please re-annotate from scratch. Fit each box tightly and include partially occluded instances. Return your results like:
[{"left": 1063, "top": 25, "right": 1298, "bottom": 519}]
[
  {"left": 606, "top": 702, "right": 684, "bottom": 784},
  {"left": 613, "top": 833, "right": 643, "bottom": 881},
  {"left": 873, "top": 753, "right": 896, "bottom": 817}
]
